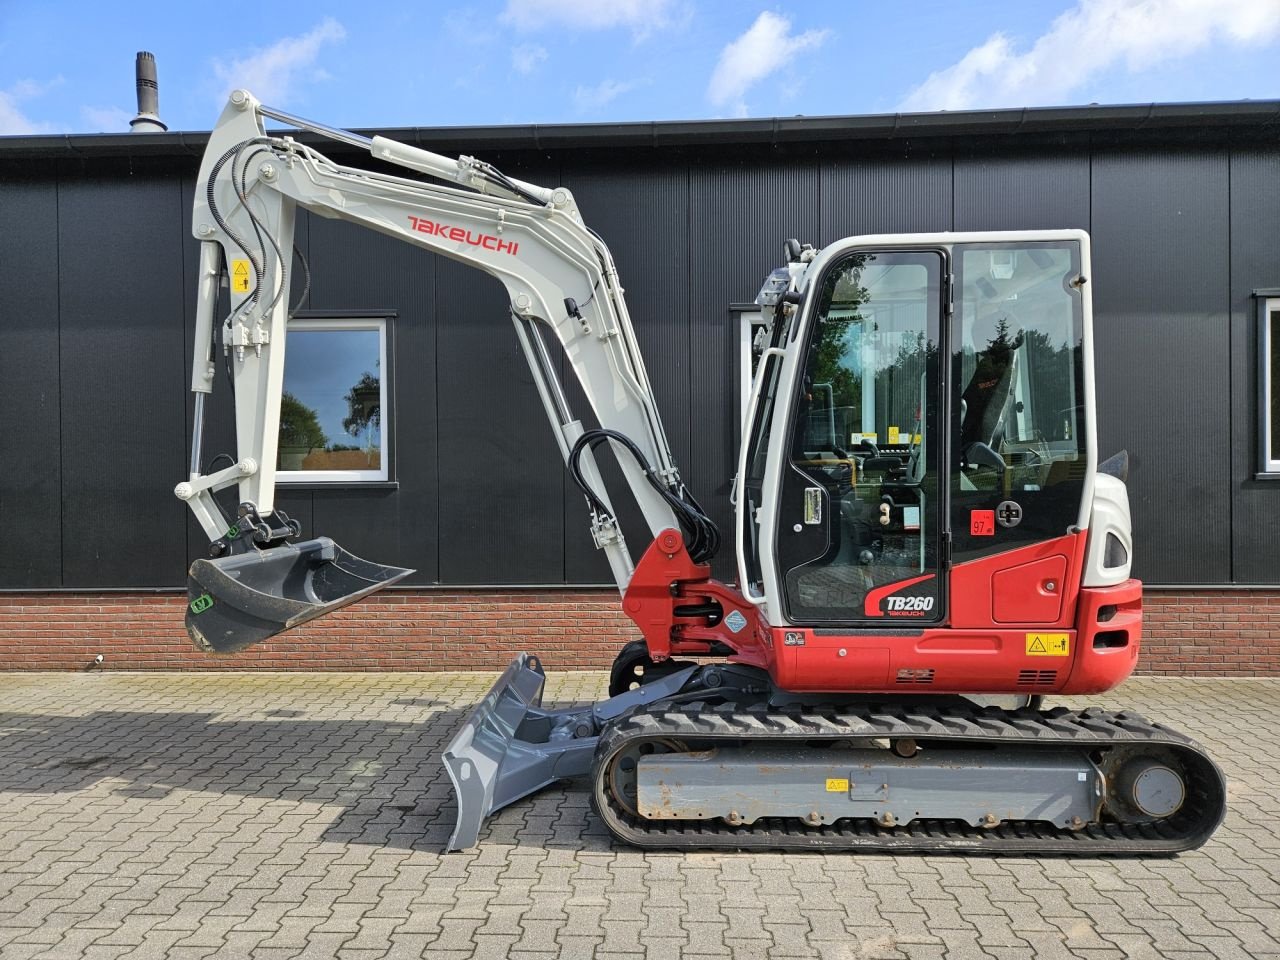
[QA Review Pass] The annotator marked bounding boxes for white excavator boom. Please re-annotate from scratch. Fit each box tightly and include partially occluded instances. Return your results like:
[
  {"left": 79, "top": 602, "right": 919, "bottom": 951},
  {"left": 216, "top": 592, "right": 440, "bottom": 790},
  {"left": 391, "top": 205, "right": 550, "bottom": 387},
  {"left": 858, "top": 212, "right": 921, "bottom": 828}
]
[{"left": 178, "top": 91, "right": 717, "bottom": 651}]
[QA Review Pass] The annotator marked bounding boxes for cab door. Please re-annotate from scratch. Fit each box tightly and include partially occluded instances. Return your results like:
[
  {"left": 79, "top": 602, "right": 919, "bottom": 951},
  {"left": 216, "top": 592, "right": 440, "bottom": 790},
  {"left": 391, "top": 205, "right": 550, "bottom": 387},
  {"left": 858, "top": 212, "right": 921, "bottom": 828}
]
[
  {"left": 948, "top": 240, "right": 1091, "bottom": 626},
  {"left": 774, "top": 249, "right": 947, "bottom": 625}
]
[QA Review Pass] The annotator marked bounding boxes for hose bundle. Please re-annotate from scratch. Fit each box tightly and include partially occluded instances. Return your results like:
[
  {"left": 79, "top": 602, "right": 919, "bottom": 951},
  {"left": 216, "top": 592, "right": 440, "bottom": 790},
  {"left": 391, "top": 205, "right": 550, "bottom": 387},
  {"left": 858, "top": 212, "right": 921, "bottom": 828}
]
[{"left": 568, "top": 429, "right": 720, "bottom": 566}]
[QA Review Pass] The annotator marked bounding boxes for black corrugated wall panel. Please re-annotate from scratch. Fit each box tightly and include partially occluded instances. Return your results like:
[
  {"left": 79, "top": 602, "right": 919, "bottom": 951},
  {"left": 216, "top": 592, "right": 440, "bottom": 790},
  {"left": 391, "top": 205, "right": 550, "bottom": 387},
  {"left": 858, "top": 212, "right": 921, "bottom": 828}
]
[
  {"left": 820, "top": 151, "right": 953, "bottom": 241},
  {"left": 435, "top": 257, "right": 565, "bottom": 582},
  {"left": 58, "top": 167, "right": 188, "bottom": 586},
  {"left": 431, "top": 153, "right": 565, "bottom": 584},
  {"left": 557, "top": 161, "right": 693, "bottom": 584},
  {"left": 953, "top": 147, "right": 1089, "bottom": 232},
  {"left": 3, "top": 126, "right": 1278, "bottom": 590},
  {"left": 1228, "top": 146, "right": 1280, "bottom": 582},
  {"left": 1090, "top": 146, "right": 1231, "bottom": 584},
  {"left": 689, "top": 162, "right": 821, "bottom": 581},
  {"left": 0, "top": 175, "right": 62, "bottom": 585}
]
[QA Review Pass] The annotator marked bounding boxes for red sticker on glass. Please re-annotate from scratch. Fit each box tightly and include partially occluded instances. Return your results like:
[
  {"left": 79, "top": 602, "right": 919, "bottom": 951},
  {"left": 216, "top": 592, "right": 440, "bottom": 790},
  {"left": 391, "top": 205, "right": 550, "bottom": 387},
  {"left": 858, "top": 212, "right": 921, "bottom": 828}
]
[{"left": 970, "top": 510, "right": 996, "bottom": 536}]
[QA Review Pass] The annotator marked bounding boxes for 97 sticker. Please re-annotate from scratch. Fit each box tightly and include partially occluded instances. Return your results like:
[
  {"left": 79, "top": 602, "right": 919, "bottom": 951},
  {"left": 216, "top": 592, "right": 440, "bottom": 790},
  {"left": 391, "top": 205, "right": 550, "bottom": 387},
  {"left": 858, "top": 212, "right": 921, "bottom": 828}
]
[{"left": 971, "top": 510, "right": 996, "bottom": 536}]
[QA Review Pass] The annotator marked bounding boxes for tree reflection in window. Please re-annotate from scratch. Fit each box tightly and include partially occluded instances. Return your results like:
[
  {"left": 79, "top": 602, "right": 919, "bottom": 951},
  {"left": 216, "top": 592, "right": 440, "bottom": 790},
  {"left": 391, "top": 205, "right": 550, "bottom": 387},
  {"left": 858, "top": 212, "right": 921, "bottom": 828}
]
[
  {"left": 278, "top": 393, "right": 328, "bottom": 470},
  {"left": 276, "top": 321, "right": 388, "bottom": 479},
  {"left": 801, "top": 255, "right": 935, "bottom": 454},
  {"left": 341, "top": 370, "right": 382, "bottom": 468}
]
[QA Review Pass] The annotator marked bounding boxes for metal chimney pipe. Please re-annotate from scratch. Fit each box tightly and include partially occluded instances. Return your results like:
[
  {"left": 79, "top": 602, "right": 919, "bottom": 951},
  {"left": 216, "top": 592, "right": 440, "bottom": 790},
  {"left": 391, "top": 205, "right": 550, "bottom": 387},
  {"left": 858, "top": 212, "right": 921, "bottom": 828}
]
[{"left": 129, "top": 51, "right": 167, "bottom": 132}]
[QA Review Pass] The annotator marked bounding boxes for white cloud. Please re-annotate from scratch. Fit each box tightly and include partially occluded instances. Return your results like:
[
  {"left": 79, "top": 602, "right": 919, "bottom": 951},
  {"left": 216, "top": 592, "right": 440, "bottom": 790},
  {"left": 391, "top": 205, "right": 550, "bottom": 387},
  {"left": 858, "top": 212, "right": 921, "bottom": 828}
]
[
  {"left": 502, "top": 0, "right": 677, "bottom": 39},
  {"left": 0, "top": 78, "right": 64, "bottom": 135},
  {"left": 707, "top": 12, "right": 829, "bottom": 116},
  {"left": 212, "top": 18, "right": 346, "bottom": 105},
  {"left": 573, "top": 78, "right": 647, "bottom": 113},
  {"left": 901, "top": 0, "right": 1280, "bottom": 112},
  {"left": 512, "top": 43, "right": 548, "bottom": 74},
  {"left": 0, "top": 92, "right": 41, "bottom": 134},
  {"left": 80, "top": 105, "right": 134, "bottom": 132}
]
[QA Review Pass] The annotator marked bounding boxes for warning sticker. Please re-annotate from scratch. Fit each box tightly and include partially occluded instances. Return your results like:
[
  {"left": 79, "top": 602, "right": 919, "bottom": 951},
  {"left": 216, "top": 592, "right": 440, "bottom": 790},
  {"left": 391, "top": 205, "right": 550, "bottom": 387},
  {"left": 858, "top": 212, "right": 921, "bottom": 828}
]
[
  {"left": 231, "top": 259, "right": 251, "bottom": 293},
  {"left": 825, "top": 778, "right": 849, "bottom": 793},
  {"left": 887, "top": 426, "right": 900, "bottom": 444},
  {"left": 1026, "top": 633, "right": 1070, "bottom": 657}
]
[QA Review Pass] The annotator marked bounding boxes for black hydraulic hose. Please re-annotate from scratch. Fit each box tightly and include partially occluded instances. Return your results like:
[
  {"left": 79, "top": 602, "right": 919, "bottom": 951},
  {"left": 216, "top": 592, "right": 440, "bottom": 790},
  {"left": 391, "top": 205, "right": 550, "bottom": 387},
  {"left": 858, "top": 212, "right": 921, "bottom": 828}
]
[
  {"left": 206, "top": 138, "right": 293, "bottom": 323},
  {"left": 479, "top": 163, "right": 549, "bottom": 207},
  {"left": 206, "top": 140, "right": 266, "bottom": 300},
  {"left": 232, "top": 143, "right": 273, "bottom": 306},
  {"left": 290, "top": 244, "right": 311, "bottom": 314},
  {"left": 231, "top": 142, "right": 289, "bottom": 318},
  {"left": 568, "top": 429, "right": 720, "bottom": 565}
]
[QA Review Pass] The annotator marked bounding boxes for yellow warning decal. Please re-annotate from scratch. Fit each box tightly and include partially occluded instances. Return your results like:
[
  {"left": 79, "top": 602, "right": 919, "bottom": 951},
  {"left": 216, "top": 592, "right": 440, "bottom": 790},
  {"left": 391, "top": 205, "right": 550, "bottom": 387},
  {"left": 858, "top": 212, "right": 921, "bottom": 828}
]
[
  {"left": 231, "top": 259, "right": 251, "bottom": 293},
  {"left": 887, "top": 426, "right": 900, "bottom": 444},
  {"left": 1026, "top": 632, "right": 1070, "bottom": 657},
  {"left": 825, "top": 778, "right": 849, "bottom": 793}
]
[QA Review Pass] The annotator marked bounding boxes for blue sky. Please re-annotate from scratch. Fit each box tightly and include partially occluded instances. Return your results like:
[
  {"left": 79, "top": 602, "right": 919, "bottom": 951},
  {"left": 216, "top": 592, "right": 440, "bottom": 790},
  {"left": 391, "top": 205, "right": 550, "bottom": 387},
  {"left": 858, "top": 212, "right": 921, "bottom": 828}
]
[{"left": 2, "top": 0, "right": 1278, "bottom": 134}]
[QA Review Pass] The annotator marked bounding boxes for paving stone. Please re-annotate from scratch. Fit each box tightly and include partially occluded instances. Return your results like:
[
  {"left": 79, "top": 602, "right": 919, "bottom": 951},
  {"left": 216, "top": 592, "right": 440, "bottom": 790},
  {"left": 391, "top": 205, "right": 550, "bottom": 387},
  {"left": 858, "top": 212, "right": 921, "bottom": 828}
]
[{"left": 1, "top": 673, "right": 1278, "bottom": 960}]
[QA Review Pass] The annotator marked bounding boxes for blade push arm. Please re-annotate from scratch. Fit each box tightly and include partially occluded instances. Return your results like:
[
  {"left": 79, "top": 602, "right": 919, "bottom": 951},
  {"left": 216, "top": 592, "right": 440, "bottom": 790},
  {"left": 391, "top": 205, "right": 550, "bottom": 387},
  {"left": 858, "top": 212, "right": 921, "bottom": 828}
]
[{"left": 179, "top": 90, "right": 713, "bottom": 591}]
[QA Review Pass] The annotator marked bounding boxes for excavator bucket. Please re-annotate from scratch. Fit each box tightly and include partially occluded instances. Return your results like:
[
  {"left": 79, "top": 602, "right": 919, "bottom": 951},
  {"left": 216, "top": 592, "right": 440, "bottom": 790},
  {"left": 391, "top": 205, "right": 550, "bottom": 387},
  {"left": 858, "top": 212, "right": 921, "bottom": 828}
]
[{"left": 185, "top": 537, "right": 413, "bottom": 653}]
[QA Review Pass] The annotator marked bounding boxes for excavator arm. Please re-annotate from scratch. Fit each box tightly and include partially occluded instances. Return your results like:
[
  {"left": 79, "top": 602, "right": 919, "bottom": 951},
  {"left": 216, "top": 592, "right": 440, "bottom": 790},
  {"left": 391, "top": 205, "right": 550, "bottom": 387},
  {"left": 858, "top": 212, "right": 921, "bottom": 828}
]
[{"left": 178, "top": 91, "right": 718, "bottom": 651}]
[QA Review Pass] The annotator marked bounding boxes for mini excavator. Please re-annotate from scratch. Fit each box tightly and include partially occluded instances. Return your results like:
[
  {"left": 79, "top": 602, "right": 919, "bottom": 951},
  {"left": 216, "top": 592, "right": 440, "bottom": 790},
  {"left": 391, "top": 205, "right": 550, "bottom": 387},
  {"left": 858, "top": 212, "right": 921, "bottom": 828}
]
[{"left": 176, "top": 91, "right": 1224, "bottom": 853}]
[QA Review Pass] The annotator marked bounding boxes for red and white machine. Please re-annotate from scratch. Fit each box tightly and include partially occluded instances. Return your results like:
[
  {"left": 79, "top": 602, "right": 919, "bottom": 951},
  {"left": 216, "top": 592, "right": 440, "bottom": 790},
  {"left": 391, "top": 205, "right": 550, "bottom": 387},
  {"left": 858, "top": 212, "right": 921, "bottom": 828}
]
[{"left": 177, "top": 91, "right": 1224, "bottom": 854}]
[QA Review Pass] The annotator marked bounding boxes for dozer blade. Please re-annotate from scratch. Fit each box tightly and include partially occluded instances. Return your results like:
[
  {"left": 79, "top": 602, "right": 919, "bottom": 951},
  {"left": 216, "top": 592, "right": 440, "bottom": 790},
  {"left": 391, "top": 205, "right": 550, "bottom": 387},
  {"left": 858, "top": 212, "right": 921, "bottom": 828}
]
[
  {"left": 185, "top": 537, "right": 413, "bottom": 653},
  {"left": 442, "top": 653, "right": 699, "bottom": 851},
  {"left": 443, "top": 654, "right": 600, "bottom": 851}
]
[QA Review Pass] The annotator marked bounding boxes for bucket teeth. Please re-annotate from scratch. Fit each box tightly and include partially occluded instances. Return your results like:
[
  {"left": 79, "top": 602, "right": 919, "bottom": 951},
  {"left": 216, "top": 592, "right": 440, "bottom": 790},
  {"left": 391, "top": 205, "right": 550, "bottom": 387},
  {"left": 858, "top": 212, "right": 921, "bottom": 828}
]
[{"left": 184, "top": 537, "right": 413, "bottom": 652}]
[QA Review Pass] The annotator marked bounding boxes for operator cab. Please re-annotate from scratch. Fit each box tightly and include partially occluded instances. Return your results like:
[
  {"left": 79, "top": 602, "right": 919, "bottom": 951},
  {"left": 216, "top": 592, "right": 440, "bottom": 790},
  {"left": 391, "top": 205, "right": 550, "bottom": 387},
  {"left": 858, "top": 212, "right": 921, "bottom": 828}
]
[{"left": 740, "top": 233, "right": 1091, "bottom": 630}]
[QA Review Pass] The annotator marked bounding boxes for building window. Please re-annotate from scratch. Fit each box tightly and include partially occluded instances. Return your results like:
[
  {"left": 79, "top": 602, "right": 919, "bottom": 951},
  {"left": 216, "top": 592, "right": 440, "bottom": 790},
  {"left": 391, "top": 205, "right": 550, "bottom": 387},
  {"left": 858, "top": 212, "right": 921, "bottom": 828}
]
[
  {"left": 1263, "top": 296, "right": 1280, "bottom": 477},
  {"left": 277, "top": 317, "right": 389, "bottom": 482}
]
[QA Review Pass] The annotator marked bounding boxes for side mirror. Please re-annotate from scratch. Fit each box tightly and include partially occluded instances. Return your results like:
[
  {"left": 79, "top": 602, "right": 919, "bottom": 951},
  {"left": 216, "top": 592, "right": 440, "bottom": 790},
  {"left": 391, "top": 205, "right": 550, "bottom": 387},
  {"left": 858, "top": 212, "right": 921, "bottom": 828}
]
[{"left": 1098, "top": 449, "right": 1130, "bottom": 482}]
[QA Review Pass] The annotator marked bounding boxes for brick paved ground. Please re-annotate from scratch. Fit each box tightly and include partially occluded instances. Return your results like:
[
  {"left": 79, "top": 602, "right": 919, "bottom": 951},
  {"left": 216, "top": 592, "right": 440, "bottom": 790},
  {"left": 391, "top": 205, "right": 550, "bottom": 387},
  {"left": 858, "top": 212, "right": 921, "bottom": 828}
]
[{"left": 0, "top": 671, "right": 1276, "bottom": 959}]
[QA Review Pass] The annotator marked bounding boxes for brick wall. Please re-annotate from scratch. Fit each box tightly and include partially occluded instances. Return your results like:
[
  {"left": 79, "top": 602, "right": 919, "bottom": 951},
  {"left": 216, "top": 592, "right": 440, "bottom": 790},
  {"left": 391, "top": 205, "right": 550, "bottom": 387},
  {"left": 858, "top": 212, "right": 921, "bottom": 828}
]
[
  {"left": 0, "top": 590, "right": 632, "bottom": 671},
  {"left": 0, "top": 588, "right": 1277, "bottom": 675},
  {"left": 1140, "top": 590, "right": 1280, "bottom": 676}
]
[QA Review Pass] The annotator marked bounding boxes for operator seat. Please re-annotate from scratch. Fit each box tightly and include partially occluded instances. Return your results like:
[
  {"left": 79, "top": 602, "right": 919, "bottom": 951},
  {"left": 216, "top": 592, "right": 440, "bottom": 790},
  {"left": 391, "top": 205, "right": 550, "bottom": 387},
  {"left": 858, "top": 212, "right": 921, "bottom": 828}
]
[{"left": 961, "top": 321, "right": 1023, "bottom": 461}]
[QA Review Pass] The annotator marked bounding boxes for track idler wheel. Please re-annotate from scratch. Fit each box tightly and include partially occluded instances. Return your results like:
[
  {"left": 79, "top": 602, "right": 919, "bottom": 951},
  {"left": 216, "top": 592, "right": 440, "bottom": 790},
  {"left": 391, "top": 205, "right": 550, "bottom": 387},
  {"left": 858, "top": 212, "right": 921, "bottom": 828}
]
[
  {"left": 604, "top": 738, "right": 687, "bottom": 818},
  {"left": 1102, "top": 749, "right": 1188, "bottom": 823}
]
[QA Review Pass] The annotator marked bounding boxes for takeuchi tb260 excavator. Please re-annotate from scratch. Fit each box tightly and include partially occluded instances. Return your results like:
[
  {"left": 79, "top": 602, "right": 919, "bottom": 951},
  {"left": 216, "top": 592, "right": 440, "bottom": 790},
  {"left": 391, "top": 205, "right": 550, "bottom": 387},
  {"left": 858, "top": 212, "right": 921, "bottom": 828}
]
[{"left": 177, "top": 91, "right": 1225, "bottom": 854}]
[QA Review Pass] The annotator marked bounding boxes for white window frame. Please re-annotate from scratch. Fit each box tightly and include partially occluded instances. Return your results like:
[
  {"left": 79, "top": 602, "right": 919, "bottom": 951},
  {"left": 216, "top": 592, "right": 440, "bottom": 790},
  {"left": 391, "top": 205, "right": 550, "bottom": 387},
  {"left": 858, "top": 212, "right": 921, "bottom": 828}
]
[
  {"left": 1262, "top": 295, "right": 1280, "bottom": 478},
  {"left": 277, "top": 316, "right": 390, "bottom": 484}
]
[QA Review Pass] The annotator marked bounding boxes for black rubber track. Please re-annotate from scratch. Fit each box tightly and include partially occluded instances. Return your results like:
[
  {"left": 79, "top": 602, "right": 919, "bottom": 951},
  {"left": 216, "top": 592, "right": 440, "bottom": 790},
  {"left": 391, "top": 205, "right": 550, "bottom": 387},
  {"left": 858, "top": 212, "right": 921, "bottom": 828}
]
[{"left": 590, "top": 700, "right": 1226, "bottom": 855}]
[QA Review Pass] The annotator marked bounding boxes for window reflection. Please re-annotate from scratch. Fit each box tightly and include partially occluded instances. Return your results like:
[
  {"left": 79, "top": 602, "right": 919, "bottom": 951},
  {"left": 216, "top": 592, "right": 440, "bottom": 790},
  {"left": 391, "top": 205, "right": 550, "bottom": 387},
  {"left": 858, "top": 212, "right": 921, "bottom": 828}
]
[{"left": 278, "top": 322, "right": 388, "bottom": 480}]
